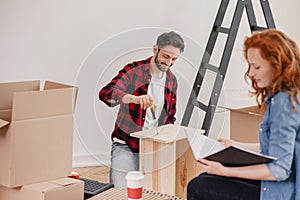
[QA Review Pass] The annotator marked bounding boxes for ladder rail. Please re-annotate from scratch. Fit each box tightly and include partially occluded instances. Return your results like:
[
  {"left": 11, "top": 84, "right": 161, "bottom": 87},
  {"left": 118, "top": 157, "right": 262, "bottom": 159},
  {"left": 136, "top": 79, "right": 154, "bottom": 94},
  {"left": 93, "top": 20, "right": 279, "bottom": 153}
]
[
  {"left": 245, "top": 0, "right": 276, "bottom": 31},
  {"left": 245, "top": 0, "right": 259, "bottom": 30},
  {"left": 202, "top": 0, "right": 246, "bottom": 134},
  {"left": 259, "top": 0, "right": 276, "bottom": 29},
  {"left": 181, "top": 0, "right": 230, "bottom": 126}
]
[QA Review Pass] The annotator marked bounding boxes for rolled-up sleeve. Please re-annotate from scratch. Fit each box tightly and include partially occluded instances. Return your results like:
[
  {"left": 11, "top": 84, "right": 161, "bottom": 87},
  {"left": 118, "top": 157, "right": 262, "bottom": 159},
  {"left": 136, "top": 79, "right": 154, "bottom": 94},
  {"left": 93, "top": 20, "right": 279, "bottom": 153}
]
[
  {"left": 99, "top": 66, "right": 131, "bottom": 107},
  {"left": 264, "top": 95, "right": 298, "bottom": 181}
]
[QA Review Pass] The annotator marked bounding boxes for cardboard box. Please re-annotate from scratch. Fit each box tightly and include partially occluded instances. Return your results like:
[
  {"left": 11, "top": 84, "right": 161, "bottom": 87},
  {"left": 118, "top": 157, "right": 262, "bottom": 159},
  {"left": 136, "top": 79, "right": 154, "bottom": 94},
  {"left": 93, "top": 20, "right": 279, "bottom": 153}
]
[
  {"left": 0, "top": 80, "right": 77, "bottom": 188},
  {"left": 229, "top": 106, "right": 264, "bottom": 143},
  {"left": 0, "top": 178, "right": 84, "bottom": 200}
]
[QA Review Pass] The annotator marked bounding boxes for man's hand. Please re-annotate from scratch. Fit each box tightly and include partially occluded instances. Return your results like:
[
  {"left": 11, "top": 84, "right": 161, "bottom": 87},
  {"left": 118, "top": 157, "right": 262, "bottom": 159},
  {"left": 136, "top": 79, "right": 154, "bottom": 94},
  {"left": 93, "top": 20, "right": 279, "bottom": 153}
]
[{"left": 122, "top": 94, "right": 154, "bottom": 109}]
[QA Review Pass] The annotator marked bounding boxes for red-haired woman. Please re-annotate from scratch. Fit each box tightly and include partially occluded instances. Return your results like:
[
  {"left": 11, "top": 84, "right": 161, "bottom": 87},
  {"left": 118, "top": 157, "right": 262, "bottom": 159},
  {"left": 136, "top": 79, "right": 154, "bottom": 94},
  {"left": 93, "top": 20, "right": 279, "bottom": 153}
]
[{"left": 187, "top": 29, "right": 300, "bottom": 200}]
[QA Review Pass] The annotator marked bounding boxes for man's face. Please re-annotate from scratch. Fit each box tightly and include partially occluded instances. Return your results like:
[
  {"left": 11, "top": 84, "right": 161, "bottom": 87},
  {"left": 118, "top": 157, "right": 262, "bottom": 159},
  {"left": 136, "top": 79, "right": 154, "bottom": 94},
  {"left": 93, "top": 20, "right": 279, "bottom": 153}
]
[{"left": 154, "top": 45, "right": 181, "bottom": 72}]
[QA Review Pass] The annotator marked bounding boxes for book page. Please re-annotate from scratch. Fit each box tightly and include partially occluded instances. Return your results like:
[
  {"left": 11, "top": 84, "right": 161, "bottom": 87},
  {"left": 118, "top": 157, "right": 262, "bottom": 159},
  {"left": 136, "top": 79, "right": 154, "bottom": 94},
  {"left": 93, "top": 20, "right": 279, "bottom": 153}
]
[
  {"left": 186, "top": 131, "right": 225, "bottom": 160},
  {"left": 186, "top": 129, "right": 277, "bottom": 166}
]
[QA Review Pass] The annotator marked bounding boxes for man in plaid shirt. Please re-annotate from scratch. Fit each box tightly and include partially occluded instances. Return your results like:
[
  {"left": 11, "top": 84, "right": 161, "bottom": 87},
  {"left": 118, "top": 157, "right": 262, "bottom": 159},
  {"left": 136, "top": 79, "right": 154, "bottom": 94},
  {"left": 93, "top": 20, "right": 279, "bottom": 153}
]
[{"left": 99, "top": 31, "right": 185, "bottom": 189}]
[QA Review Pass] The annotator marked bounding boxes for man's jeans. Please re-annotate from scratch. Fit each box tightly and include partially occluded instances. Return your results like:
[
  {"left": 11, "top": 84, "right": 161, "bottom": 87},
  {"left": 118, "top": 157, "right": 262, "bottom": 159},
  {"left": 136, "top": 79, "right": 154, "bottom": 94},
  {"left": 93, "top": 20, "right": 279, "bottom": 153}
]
[{"left": 110, "top": 142, "right": 139, "bottom": 189}]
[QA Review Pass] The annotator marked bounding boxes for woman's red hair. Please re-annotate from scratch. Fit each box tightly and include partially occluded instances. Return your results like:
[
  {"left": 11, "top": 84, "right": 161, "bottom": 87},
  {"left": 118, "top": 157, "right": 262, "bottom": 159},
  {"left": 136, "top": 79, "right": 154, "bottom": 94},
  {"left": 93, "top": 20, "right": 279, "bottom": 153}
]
[{"left": 244, "top": 29, "right": 300, "bottom": 111}]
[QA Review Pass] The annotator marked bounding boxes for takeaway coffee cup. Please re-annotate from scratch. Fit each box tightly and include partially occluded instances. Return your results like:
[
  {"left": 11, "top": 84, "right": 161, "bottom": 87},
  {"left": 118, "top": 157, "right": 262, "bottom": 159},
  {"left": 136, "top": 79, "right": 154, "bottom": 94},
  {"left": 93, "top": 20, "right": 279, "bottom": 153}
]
[{"left": 125, "top": 171, "right": 144, "bottom": 200}]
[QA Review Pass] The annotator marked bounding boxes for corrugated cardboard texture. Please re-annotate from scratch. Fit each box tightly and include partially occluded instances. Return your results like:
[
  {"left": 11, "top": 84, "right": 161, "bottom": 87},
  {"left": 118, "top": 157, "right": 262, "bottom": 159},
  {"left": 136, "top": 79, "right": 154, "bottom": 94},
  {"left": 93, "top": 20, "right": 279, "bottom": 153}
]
[
  {"left": 0, "top": 124, "right": 11, "bottom": 186},
  {"left": 0, "top": 80, "right": 40, "bottom": 110},
  {"left": 0, "top": 109, "right": 12, "bottom": 122},
  {"left": 44, "top": 81, "right": 74, "bottom": 90},
  {"left": 0, "top": 119, "right": 9, "bottom": 128},
  {"left": 0, "top": 115, "right": 73, "bottom": 187},
  {"left": 12, "top": 88, "right": 75, "bottom": 121},
  {"left": 44, "top": 81, "right": 78, "bottom": 110},
  {"left": 230, "top": 106, "right": 264, "bottom": 143},
  {"left": 0, "top": 80, "right": 77, "bottom": 188},
  {"left": 0, "top": 178, "right": 84, "bottom": 200}
]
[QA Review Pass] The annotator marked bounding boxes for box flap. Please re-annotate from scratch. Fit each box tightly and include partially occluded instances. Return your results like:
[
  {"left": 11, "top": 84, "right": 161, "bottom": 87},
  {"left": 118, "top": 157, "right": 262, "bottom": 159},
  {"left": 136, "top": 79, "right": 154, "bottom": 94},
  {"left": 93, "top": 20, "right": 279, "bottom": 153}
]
[
  {"left": 0, "top": 119, "right": 9, "bottom": 128},
  {"left": 231, "top": 106, "right": 264, "bottom": 117},
  {"left": 44, "top": 80, "right": 78, "bottom": 110},
  {"left": 44, "top": 81, "right": 74, "bottom": 90},
  {"left": 49, "top": 178, "right": 81, "bottom": 187},
  {"left": 235, "top": 106, "right": 264, "bottom": 116},
  {"left": 0, "top": 109, "right": 12, "bottom": 122},
  {"left": 0, "top": 80, "right": 40, "bottom": 110},
  {"left": 25, "top": 181, "right": 60, "bottom": 192},
  {"left": 25, "top": 178, "right": 80, "bottom": 192},
  {"left": 11, "top": 87, "right": 77, "bottom": 121},
  {"left": 218, "top": 105, "right": 264, "bottom": 116},
  {"left": 44, "top": 178, "right": 84, "bottom": 200}
]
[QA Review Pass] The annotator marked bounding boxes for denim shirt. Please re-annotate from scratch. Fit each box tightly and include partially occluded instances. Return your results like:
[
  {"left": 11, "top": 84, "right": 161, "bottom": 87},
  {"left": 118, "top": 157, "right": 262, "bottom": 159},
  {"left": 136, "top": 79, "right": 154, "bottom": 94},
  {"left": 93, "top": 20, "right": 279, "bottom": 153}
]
[{"left": 259, "top": 92, "right": 300, "bottom": 200}]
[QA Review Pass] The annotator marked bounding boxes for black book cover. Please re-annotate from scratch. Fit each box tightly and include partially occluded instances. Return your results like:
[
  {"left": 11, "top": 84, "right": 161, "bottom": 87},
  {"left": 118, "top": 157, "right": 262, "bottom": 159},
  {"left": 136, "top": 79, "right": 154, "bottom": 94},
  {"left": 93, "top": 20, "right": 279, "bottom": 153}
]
[{"left": 205, "top": 145, "right": 276, "bottom": 167}]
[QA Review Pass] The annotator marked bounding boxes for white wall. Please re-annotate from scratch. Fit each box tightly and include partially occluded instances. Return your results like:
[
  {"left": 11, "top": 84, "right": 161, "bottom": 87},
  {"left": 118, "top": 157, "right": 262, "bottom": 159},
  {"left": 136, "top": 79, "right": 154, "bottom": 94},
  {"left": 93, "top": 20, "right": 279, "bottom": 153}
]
[{"left": 1, "top": 0, "right": 299, "bottom": 167}]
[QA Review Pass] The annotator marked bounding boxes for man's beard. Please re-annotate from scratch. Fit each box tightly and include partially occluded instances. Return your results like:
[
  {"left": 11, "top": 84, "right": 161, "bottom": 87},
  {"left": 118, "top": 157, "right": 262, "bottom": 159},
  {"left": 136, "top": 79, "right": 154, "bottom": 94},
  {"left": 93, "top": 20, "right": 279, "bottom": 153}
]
[{"left": 154, "top": 53, "right": 169, "bottom": 72}]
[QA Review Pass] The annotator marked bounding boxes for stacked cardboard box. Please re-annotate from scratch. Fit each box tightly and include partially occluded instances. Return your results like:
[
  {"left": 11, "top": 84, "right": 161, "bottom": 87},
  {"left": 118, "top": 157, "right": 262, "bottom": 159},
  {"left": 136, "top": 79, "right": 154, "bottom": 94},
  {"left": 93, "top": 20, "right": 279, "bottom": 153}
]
[
  {"left": 0, "top": 80, "right": 84, "bottom": 200},
  {"left": 0, "top": 178, "right": 83, "bottom": 200}
]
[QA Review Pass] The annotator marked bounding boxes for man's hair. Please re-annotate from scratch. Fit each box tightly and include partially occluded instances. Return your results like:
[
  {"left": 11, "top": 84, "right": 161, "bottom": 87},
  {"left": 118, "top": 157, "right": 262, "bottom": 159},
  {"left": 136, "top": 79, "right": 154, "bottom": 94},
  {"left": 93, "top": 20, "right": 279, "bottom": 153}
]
[{"left": 156, "top": 31, "right": 185, "bottom": 53}]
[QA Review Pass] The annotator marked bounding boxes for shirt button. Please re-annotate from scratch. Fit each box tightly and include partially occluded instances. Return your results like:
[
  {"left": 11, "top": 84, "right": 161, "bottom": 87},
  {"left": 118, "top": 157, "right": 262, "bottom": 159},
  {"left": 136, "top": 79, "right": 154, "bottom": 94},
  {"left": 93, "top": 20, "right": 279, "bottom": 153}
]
[
  {"left": 259, "top": 128, "right": 262, "bottom": 131},
  {"left": 142, "top": 117, "right": 145, "bottom": 121},
  {"left": 263, "top": 187, "right": 267, "bottom": 192}
]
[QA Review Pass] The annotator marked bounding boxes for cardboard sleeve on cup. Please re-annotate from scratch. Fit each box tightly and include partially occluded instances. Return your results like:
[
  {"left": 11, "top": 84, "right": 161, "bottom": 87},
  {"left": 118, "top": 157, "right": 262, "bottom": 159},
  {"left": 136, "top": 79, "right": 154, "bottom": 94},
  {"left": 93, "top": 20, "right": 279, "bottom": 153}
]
[{"left": 126, "top": 171, "right": 144, "bottom": 200}]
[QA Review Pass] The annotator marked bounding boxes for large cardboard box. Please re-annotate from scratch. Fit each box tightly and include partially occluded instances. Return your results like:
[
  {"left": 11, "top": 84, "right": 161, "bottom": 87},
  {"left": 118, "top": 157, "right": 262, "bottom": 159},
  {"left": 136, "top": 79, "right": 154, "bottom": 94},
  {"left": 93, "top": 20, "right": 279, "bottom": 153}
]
[
  {"left": 229, "top": 106, "right": 264, "bottom": 143},
  {"left": 0, "top": 178, "right": 84, "bottom": 200},
  {"left": 0, "top": 80, "right": 77, "bottom": 188}
]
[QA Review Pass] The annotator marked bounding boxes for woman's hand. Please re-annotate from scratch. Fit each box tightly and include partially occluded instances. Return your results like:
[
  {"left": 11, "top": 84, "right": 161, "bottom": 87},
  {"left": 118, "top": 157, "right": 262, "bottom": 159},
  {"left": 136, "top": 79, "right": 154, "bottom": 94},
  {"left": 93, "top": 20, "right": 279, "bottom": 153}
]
[
  {"left": 218, "top": 138, "right": 235, "bottom": 148},
  {"left": 198, "top": 159, "right": 229, "bottom": 177}
]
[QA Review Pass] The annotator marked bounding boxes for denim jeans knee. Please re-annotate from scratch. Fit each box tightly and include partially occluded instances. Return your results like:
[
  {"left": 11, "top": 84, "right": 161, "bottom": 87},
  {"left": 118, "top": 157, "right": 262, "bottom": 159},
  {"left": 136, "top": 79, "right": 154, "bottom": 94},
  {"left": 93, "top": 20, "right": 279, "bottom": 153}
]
[{"left": 110, "top": 142, "right": 139, "bottom": 189}]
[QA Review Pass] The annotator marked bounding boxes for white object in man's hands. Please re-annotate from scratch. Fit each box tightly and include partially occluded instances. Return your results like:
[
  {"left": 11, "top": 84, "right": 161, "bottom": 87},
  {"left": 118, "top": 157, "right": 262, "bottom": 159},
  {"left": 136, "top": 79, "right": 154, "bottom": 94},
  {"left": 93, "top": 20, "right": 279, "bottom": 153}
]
[
  {"left": 150, "top": 105, "right": 159, "bottom": 135},
  {"left": 186, "top": 131, "right": 277, "bottom": 167}
]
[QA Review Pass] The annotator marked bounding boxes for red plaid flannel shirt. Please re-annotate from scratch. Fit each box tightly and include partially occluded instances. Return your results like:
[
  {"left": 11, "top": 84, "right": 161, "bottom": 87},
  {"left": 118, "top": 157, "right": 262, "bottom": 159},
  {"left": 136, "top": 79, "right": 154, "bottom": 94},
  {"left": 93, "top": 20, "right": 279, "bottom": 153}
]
[{"left": 99, "top": 56, "right": 177, "bottom": 153}]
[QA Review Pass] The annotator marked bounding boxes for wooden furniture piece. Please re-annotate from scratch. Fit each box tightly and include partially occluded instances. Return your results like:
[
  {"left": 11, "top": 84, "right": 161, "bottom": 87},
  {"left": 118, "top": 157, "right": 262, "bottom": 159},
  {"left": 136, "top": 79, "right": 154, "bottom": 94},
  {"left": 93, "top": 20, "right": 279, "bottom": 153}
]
[{"left": 131, "top": 124, "right": 204, "bottom": 199}]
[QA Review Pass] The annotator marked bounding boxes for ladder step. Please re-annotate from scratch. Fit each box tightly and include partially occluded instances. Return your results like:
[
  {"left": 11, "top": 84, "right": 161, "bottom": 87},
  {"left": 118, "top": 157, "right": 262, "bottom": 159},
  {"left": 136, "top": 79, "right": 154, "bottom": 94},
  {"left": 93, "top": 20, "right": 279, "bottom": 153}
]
[
  {"left": 192, "top": 99, "right": 208, "bottom": 112},
  {"left": 214, "top": 26, "right": 230, "bottom": 34},
  {"left": 251, "top": 25, "right": 269, "bottom": 31},
  {"left": 204, "top": 63, "right": 219, "bottom": 73}
]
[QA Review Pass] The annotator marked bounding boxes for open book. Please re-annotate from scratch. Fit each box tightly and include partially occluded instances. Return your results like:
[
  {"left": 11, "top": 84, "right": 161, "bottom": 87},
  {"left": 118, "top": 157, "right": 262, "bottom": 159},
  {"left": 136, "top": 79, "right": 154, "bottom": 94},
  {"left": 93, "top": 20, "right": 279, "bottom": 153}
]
[{"left": 186, "top": 131, "right": 277, "bottom": 167}]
